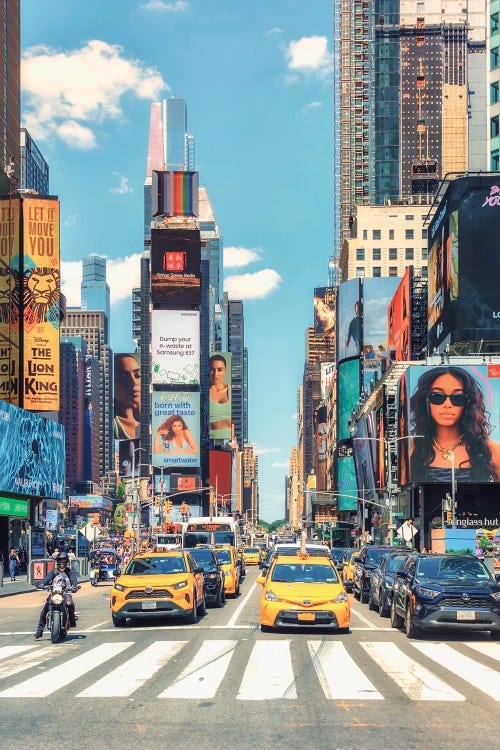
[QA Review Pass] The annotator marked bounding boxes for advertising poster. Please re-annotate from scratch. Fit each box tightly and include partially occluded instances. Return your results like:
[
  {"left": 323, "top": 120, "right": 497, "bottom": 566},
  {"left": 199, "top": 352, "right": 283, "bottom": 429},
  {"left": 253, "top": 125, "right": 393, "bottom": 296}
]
[
  {"left": 337, "top": 445, "right": 358, "bottom": 511},
  {"left": 152, "top": 310, "right": 200, "bottom": 384},
  {"left": 22, "top": 197, "right": 60, "bottom": 411},
  {"left": 351, "top": 417, "right": 378, "bottom": 502},
  {"left": 150, "top": 228, "right": 201, "bottom": 305},
  {"left": 152, "top": 390, "right": 200, "bottom": 467},
  {"left": 0, "top": 399, "right": 65, "bottom": 498},
  {"left": 117, "top": 438, "right": 140, "bottom": 478},
  {"left": 363, "top": 276, "right": 399, "bottom": 374},
  {"left": 313, "top": 287, "right": 335, "bottom": 339},
  {"left": 337, "top": 278, "right": 361, "bottom": 362},
  {"left": 0, "top": 196, "right": 21, "bottom": 405},
  {"left": 153, "top": 473, "right": 171, "bottom": 495},
  {"left": 151, "top": 170, "right": 199, "bottom": 218},
  {"left": 170, "top": 473, "right": 200, "bottom": 491},
  {"left": 337, "top": 357, "right": 361, "bottom": 442},
  {"left": 113, "top": 352, "right": 141, "bottom": 441},
  {"left": 315, "top": 404, "right": 328, "bottom": 464},
  {"left": 387, "top": 268, "right": 412, "bottom": 362},
  {"left": 209, "top": 352, "right": 232, "bottom": 439},
  {"left": 401, "top": 364, "right": 500, "bottom": 484},
  {"left": 320, "top": 362, "right": 335, "bottom": 401}
]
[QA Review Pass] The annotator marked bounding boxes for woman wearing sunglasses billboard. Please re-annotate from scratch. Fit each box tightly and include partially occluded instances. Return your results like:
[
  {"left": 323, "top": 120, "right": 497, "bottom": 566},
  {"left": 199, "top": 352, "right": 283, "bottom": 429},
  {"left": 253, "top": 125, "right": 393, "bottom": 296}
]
[{"left": 409, "top": 366, "right": 500, "bottom": 482}]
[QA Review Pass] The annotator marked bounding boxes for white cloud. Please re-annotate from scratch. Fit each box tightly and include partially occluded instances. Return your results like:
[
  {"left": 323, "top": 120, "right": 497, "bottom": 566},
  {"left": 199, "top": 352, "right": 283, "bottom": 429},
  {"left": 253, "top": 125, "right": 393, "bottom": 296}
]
[
  {"left": 111, "top": 173, "right": 133, "bottom": 195},
  {"left": 301, "top": 101, "right": 322, "bottom": 114},
  {"left": 253, "top": 446, "right": 281, "bottom": 456},
  {"left": 62, "top": 214, "right": 80, "bottom": 229},
  {"left": 21, "top": 40, "right": 168, "bottom": 148},
  {"left": 142, "top": 0, "right": 188, "bottom": 10},
  {"left": 224, "top": 269, "right": 281, "bottom": 300},
  {"left": 286, "top": 36, "right": 331, "bottom": 77},
  {"left": 61, "top": 252, "right": 142, "bottom": 307},
  {"left": 267, "top": 27, "right": 283, "bottom": 36},
  {"left": 272, "top": 461, "right": 289, "bottom": 468},
  {"left": 223, "top": 246, "right": 262, "bottom": 269}
]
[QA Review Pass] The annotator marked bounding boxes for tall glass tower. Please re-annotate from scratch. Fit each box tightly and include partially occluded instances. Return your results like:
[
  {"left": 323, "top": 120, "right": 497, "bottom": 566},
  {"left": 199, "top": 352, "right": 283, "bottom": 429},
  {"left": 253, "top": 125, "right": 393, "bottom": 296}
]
[{"left": 81, "top": 254, "right": 110, "bottom": 343}]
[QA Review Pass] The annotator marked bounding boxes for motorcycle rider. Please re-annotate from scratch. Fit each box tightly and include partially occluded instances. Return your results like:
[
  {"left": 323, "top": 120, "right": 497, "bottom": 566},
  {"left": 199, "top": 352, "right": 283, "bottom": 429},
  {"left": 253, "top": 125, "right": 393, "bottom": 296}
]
[{"left": 34, "top": 551, "right": 78, "bottom": 639}]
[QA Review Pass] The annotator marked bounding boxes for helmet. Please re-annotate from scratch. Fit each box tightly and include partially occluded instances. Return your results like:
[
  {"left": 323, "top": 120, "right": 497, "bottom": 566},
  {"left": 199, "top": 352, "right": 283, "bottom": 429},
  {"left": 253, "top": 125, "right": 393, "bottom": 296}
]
[{"left": 56, "top": 552, "right": 69, "bottom": 569}]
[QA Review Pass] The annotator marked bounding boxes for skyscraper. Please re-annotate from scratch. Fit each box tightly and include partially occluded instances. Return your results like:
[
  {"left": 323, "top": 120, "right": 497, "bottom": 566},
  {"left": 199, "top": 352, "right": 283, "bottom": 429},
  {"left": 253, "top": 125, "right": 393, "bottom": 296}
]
[
  {"left": 19, "top": 128, "right": 49, "bottom": 194},
  {"left": 227, "top": 299, "right": 246, "bottom": 451},
  {"left": 81, "top": 254, "right": 110, "bottom": 340},
  {"left": 0, "top": 0, "right": 20, "bottom": 193}
]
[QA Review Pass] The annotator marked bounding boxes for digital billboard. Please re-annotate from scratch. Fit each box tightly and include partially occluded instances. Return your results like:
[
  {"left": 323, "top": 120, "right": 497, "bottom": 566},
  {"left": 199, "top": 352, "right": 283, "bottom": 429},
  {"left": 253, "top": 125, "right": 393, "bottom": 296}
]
[
  {"left": 314, "top": 287, "right": 335, "bottom": 339},
  {"left": 337, "top": 357, "right": 361, "bottom": 442},
  {"left": 0, "top": 400, "right": 65, "bottom": 498},
  {"left": 351, "top": 417, "right": 378, "bottom": 502},
  {"left": 209, "top": 352, "right": 232, "bottom": 440},
  {"left": 152, "top": 310, "right": 200, "bottom": 385},
  {"left": 150, "top": 228, "right": 201, "bottom": 305},
  {"left": 151, "top": 170, "right": 199, "bottom": 218},
  {"left": 314, "top": 404, "right": 328, "bottom": 464},
  {"left": 209, "top": 450, "right": 233, "bottom": 500},
  {"left": 427, "top": 175, "right": 500, "bottom": 350},
  {"left": 337, "top": 278, "right": 361, "bottom": 362},
  {"left": 170, "top": 473, "right": 201, "bottom": 492},
  {"left": 118, "top": 438, "right": 140, "bottom": 478},
  {"left": 400, "top": 364, "right": 500, "bottom": 484},
  {"left": 337, "top": 445, "right": 358, "bottom": 512},
  {"left": 152, "top": 390, "right": 200, "bottom": 468},
  {"left": 388, "top": 268, "right": 412, "bottom": 362},
  {"left": 363, "top": 276, "right": 399, "bottom": 374},
  {"left": 0, "top": 196, "right": 21, "bottom": 405},
  {"left": 113, "top": 353, "right": 141, "bottom": 441},
  {"left": 22, "top": 197, "right": 61, "bottom": 411}
]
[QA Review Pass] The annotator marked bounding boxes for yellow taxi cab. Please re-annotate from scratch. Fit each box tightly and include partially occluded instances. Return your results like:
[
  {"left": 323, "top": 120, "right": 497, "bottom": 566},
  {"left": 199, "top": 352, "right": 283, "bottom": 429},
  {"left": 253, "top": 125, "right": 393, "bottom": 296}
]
[
  {"left": 341, "top": 550, "right": 359, "bottom": 592},
  {"left": 213, "top": 544, "right": 241, "bottom": 596},
  {"left": 242, "top": 546, "right": 261, "bottom": 565},
  {"left": 256, "top": 551, "right": 350, "bottom": 632},
  {"left": 110, "top": 550, "right": 205, "bottom": 627}
]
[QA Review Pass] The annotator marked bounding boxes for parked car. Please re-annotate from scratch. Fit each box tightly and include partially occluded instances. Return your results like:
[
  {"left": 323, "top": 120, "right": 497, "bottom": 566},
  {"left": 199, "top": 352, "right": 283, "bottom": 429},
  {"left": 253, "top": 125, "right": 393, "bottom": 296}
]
[
  {"left": 341, "top": 549, "right": 359, "bottom": 592},
  {"left": 368, "top": 549, "right": 412, "bottom": 616},
  {"left": 188, "top": 546, "right": 225, "bottom": 608},
  {"left": 353, "top": 546, "right": 394, "bottom": 603},
  {"left": 330, "top": 547, "right": 350, "bottom": 568},
  {"left": 390, "top": 552, "right": 500, "bottom": 639}
]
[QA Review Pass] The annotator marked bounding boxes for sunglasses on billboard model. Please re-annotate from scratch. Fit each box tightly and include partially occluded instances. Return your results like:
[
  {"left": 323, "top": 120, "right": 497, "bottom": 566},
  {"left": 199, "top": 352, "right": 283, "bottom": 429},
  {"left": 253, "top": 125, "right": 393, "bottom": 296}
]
[{"left": 427, "top": 392, "right": 468, "bottom": 407}]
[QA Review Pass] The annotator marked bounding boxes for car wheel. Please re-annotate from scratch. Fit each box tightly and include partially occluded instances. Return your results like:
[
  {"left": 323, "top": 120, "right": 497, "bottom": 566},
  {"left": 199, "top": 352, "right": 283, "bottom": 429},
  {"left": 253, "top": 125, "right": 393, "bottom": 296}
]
[
  {"left": 379, "top": 594, "right": 389, "bottom": 618},
  {"left": 353, "top": 587, "right": 360, "bottom": 600},
  {"left": 185, "top": 593, "right": 198, "bottom": 624},
  {"left": 491, "top": 630, "right": 500, "bottom": 640},
  {"left": 112, "top": 612, "right": 126, "bottom": 628},
  {"left": 260, "top": 624, "right": 273, "bottom": 633},
  {"left": 390, "top": 599, "right": 404, "bottom": 629},
  {"left": 235, "top": 580, "right": 240, "bottom": 597},
  {"left": 405, "top": 604, "right": 420, "bottom": 639},
  {"left": 198, "top": 592, "right": 207, "bottom": 617},
  {"left": 215, "top": 587, "right": 225, "bottom": 608},
  {"left": 368, "top": 589, "right": 377, "bottom": 611},
  {"left": 360, "top": 587, "right": 369, "bottom": 604}
]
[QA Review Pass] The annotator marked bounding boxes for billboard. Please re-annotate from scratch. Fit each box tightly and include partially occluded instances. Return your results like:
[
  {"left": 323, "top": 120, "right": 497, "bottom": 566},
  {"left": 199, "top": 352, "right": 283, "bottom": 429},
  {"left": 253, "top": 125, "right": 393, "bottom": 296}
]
[
  {"left": 118, "top": 438, "right": 140, "bottom": 478},
  {"left": 150, "top": 228, "right": 201, "bottom": 305},
  {"left": 363, "top": 276, "right": 399, "bottom": 374},
  {"left": 337, "top": 278, "right": 361, "bottom": 362},
  {"left": 337, "top": 357, "right": 361, "bottom": 442},
  {"left": 209, "top": 450, "right": 233, "bottom": 500},
  {"left": 170, "top": 473, "right": 201, "bottom": 492},
  {"left": 351, "top": 417, "right": 378, "bottom": 502},
  {"left": 0, "top": 196, "right": 21, "bottom": 405},
  {"left": 399, "top": 364, "right": 500, "bottom": 484},
  {"left": 151, "top": 171, "right": 199, "bottom": 218},
  {"left": 152, "top": 390, "right": 200, "bottom": 467},
  {"left": 337, "top": 445, "right": 358, "bottom": 512},
  {"left": 152, "top": 310, "right": 200, "bottom": 385},
  {"left": 209, "top": 352, "right": 232, "bottom": 439},
  {"left": 22, "top": 197, "right": 61, "bottom": 411},
  {"left": 388, "top": 268, "right": 412, "bottom": 362},
  {"left": 427, "top": 175, "right": 500, "bottom": 350},
  {"left": 314, "top": 287, "right": 335, "bottom": 339},
  {"left": 113, "top": 353, "right": 141, "bottom": 441},
  {"left": 0, "top": 400, "right": 65, "bottom": 498}
]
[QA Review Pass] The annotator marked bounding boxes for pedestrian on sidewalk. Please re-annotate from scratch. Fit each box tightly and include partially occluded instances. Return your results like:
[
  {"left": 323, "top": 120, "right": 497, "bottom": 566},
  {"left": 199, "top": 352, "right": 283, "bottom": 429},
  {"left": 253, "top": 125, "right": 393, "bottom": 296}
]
[{"left": 9, "top": 548, "right": 20, "bottom": 580}]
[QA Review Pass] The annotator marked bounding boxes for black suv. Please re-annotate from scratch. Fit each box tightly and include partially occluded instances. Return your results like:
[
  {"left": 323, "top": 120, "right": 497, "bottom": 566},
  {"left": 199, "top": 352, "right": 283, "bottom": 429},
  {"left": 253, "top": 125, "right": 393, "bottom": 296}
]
[
  {"left": 353, "top": 545, "right": 393, "bottom": 603},
  {"left": 368, "top": 549, "right": 412, "bottom": 617},
  {"left": 188, "top": 547, "right": 225, "bottom": 608},
  {"left": 391, "top": 552, "right": 500, "bottom": 639}
]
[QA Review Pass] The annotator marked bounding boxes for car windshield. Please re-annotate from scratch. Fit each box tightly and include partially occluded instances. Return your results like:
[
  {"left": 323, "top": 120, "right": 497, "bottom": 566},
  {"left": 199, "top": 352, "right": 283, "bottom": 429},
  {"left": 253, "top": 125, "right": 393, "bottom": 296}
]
[
  {"left": 416, "top": 556, "right": 491, "bottom": 583},
  {"left": 385, "top": 554, "right": 408, "bottom": 573},
  {"left": 331, "top": 549, "right": 346, "bottom": 562},
  {"left": 271, "top": 563, "right": 338, "bottom": 584},
  {"left": 125, "top": 556, "right": 187, "bottom": 575},
  {"left": 366, "top": 549, "right": 389, "bottom": 565},
  {"left": 189, "top": 549, "right": 216, "bottom": 571},
  {"left": 214, "top": 549, "right": 231, "bottom": 564},
  {"left": 245, "top": 548, "right": 259, "bottom": 554}
]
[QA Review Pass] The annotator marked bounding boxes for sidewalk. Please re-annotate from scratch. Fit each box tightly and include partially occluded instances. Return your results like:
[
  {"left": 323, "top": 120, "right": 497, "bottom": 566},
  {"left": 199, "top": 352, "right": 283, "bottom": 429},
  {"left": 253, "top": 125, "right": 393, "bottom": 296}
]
[{"left": 0, "top": 574, "right": 37, "bottom": 598}]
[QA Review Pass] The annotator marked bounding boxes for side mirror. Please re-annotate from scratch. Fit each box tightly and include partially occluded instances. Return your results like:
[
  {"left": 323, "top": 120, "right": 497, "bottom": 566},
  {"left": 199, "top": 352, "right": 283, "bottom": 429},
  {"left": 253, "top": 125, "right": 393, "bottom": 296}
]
[
  {"left": 352, "top": 556, "right": 360, "bottom": 564},
  {"left": 494, "top": 573, "right": 500, "bottom": 582},
  {"left": 194, "top": 566, "right": 204, "bottom": 575},
  {"left": 256, "top": 575, "right": 266, "bottom": 586},
  {"left": 113, "top": 569, "right": 120, "bottom": 577}
]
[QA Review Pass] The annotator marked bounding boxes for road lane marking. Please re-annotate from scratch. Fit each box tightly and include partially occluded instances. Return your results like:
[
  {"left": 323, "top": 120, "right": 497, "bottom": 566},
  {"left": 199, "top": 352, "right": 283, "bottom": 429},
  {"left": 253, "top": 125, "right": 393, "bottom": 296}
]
[
  {"left": 86, "top": 619, "right": 112, "bottom": 631},
  {"left": 412, "top": 643, "right": 500, "bottom": 702},
  {"left": 0, "top": 645, "right": 75, "bottom": 679},
  {"left": 159, "top": 640, "right": 237, "bottom": 699},
  {"left": 361, "top": 641, "right": 464, "bottom": 701},
  {"left": 350, "top": 606, "right": 381, "bottom": 629},
  {"left": 0, "top": 642, "right": 133, "bottom": 698},
  {"left": 237, "top": 640, "right": 296, "bottom": 700},
  {"left": 78, "top": 640, "right": 186, "bottom": 697},
  {"left": 226, "top": 581, "right": 257, "bottom": 628},
  {"left": 463, "top": 642, "right": 500, "bottom": 662},
  {"left": 309, "top": 640, "right": 382, "bottom": 700},
  {"left": 0, "top": 645, "right": 36, "bottom": 661}
]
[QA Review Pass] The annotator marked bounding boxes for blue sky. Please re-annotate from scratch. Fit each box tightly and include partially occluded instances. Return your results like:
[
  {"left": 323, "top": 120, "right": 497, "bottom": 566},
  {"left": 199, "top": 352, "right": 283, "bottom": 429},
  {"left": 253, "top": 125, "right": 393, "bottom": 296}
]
[{"left": 22, "top": 0, "right": 333, "bottom": 522}]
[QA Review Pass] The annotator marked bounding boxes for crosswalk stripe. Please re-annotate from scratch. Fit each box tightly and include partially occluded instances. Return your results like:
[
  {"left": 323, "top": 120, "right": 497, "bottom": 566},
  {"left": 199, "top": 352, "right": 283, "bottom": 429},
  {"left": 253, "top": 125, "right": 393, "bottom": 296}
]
[
  {"left": 159, "top": 640, "right": 237, "bottom": 699},
  {"left": 0, "top": 646, "right": 65, "bottom": 680},
  {"left": 0, "top": 645, "right": 37, "bottom": 661},
  {"left": 309, "top": 641, "right": 382, "bottom": 700},
  {"left": 0, "top": 642, "right": 133, "bottom": 698},
  {"left": 412, "top": 643, "right": 500, "bottom": 702},
  {"left": 463, "top": 642, "right": 500, "bottom": 662},
  {"left": 360, "top": 641, "right": 464, "bottom": 701},
  {"left": 78, "top": 641, "right": 187, "bottom": 697},
  {"left": 237, "top": 640, "right": 296, "bottom": 700}
]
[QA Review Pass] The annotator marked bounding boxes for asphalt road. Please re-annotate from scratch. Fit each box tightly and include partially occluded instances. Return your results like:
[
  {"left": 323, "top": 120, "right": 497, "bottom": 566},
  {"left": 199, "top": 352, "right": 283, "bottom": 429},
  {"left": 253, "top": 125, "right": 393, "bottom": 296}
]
[{"left": 0, "top": 567, "right": 498, "bottom": 750}]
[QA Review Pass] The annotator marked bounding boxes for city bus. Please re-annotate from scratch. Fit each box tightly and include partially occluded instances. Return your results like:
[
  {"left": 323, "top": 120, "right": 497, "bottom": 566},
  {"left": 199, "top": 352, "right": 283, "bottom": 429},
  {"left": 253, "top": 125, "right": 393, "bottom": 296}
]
[{"left": 182, "top": 517, "right": 241, "bottom": 549}]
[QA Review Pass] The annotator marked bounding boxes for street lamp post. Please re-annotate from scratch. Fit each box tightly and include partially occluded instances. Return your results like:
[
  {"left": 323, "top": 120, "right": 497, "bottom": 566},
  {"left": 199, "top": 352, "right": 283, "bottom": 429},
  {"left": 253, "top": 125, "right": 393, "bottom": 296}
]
[{"left": 131, "top": 447, "right": 148, "bottom": 554}]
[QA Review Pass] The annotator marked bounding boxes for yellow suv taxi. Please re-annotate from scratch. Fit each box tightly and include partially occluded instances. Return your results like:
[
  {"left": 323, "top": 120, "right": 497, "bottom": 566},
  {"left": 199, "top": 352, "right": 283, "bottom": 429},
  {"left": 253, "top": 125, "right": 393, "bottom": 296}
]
[
  {"left": 242, "top": 547, "right": 261, "bottom": 565},
  {"left": 256, "top": 552, "right": 350, "bottom": 632},
  {"left": 213, "top": 545, "right": 241, "bottom": 597},
  {"left": 341, "top": 550, "right": 359, "bottom": 592},
  {"left": 110, "top": 550, "right": 205, "bottom": 627}
]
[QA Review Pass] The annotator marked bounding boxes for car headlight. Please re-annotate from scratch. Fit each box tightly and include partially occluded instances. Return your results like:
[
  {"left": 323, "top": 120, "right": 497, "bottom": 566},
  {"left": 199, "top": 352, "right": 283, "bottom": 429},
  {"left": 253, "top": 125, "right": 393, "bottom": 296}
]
[
  {"left": 113, "top": 583, "right": 125, "bottom": 592},
  {"left": 333, "top": 592, "right": 348, "bottom": 603},
  {"left": 265, "top": 590, "right": 280, "bottom": 602},
  {"left": 206, "top": 573, "right": 217, "bottom": 579},
  {"left": 491, "top": 591, "right": 500, "bottom": 601},
  {"left": 416, "top": 585, "right": 440, "bottom": 599},
  {"left": 171, "top": 580, "right": 188, "bottom": 590}
]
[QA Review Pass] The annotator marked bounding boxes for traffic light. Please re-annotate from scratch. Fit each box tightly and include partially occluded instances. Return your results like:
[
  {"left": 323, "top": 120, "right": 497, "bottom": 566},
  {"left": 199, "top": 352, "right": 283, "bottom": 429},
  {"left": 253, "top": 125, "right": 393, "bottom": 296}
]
[
  {"left": 163, "top": 499, "right": 173, "bottom": 516},
  {"left": 445, "top": 510, "right": 452, "bottom": 525}
]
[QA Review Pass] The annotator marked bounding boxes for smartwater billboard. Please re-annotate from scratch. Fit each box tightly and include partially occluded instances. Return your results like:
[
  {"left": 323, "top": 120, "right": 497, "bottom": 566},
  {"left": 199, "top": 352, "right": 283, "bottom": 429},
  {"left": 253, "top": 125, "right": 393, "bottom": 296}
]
[
  {"left": 152, "top": 310, "right": 200, "bottom": 385},
  {"left": 152, "top": 390, "right": 200, "bottom": 468}
]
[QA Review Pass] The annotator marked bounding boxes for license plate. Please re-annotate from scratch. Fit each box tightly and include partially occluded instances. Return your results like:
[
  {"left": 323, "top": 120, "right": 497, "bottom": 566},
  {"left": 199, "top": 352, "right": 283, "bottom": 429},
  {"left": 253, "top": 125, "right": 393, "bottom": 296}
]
[
  {"left": 141, "top": 600, "right": 157, "bottom": 610},
  {"left": 297, "top": 612, "right": 315, "bottom": 622},
  {"left": 457, "top": 610, "right": 475, "bottom": 621}
]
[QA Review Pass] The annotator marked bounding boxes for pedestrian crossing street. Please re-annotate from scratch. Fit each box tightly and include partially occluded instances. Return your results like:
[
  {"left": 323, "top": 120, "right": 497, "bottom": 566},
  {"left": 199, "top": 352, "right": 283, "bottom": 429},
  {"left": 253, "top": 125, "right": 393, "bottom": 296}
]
[{"left": 0, "top": 637, "right": 498, "bottom": 702}]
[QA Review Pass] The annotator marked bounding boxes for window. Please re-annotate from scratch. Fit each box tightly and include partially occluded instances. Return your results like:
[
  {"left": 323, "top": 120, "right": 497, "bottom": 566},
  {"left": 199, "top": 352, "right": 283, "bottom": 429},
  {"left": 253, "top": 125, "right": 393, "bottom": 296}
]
[
  {"left": 356, "top": 267, "right": 365, "bottom": 278},
  {"left": 405, "top": 229, "right": 414, "bottom": 239},
  {"left": 421, "top": 266, "right": 428, "bottom": 278},
  {"left": 405, "top": 248, "right": 414, "bottom": 260},
  {"left": 373, "top": 267, "right": 381, "bottom": 277},
  {"left": 356, "top": 248, "right": 365, "bottom": 260},
  {"left": 421, "top": 228, "right": 428, "bottom": 239},
  {"left": 491, "top": 81, "right": 500, "bottom": 105},
  {"left": 491, "top": 46, "right": 499, "bottom": 68},
  {"left": 372, "top": 229, "right": 381, "bottom": 240},
  {"left": 389, "top": 229, "right": 395, "bottom": 240},
  {"left": 389, "top": 267, "right": 398, "bottom": 277},
  {"left": 389, "top": 247, "right": 397, "bottom": 260},
  {"left": 372, "top": 248, "right": 381, "bottom": 260},
  {"left": 405, "top": 214, "right": 414, "bottom": 221},
  {"left": 363, "top": 229, "right": 368, "bottom": 240},
  {"left": 492, "top": 12, "right": 499, "bottom": 33},
  {"left": 492, "top": 149, "right": 500, "bottom": 171},
  {"left": 421, "top": 246, "right": 428, "bottom": 259},
  {"left": 492, "top": 115, "right": 500, "bottom": 139}
]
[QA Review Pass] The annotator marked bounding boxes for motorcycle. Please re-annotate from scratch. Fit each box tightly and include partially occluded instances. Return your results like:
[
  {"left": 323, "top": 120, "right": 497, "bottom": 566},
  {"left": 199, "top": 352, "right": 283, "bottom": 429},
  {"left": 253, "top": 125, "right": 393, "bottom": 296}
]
[
  {"left": 39, "top": 575, "right": 80, "bottom": 643},
  {"left": 91, "top": 564, "right": 103, "bottom": 587}
]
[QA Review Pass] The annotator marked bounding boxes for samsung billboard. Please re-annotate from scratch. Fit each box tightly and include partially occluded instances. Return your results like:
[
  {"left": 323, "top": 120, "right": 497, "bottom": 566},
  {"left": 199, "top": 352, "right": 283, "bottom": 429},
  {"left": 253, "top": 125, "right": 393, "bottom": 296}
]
[{"left": 152, "top": 310, "right": 200, "bottom": 385}]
